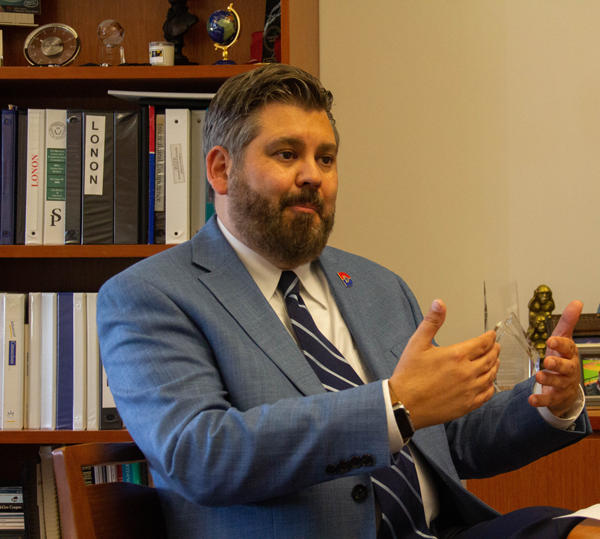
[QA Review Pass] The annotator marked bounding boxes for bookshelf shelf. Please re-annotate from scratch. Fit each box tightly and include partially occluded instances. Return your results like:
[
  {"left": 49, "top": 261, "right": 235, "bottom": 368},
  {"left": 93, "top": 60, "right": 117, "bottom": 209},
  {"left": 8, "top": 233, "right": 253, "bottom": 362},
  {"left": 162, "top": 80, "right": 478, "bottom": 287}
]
[
  {"left": 0, "top": 245, "right": 173, "bottom": 258},
  {"left": 0, "top": 430, "right": 132, "bottom": 444}
]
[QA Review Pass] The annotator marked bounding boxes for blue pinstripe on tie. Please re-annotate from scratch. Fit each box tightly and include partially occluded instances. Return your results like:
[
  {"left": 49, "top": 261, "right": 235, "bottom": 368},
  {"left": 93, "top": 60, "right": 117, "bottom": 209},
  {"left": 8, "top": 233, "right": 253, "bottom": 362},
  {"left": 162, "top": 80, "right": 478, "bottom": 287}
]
[{"left": 279, "top": 271, "right": 435, "bottom": 539}]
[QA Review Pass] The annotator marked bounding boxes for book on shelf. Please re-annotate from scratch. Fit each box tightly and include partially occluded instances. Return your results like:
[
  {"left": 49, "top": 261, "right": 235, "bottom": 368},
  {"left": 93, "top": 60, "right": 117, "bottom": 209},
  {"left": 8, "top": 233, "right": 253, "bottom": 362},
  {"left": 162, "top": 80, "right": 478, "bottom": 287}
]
[
  {"left": 15, "top": 109, "right": 27, "bottom": 245},
  {"left": 25, "top": 110, "right": 45, "bottom": 245},
  {"left": 40, "top": 293, "right": 57, "bottom": 430},
  {"left": 27, "top": 293, "right": 42, "bottom": 430},
  {"left": 1, "top": 108, "right": 18, "bottom": 245},
  {"left": 64, "top": 110, "right": 83, "bottom": 245},
  {"left": 148, "top": 106, "right": 156, "bottom": 244},
  {"left": 86, "top": 293, "right": 100, "bottom": 430},
  {"left": 56, "top": 292, "right": 74, "bottom": 430},
  {"left": 38, "top": 446, "right": 60, "bottom": 539},
  {"left": 190, "top": 109, "right": 207, "bottom": 237},
  {"left": 154, "top": 112, "right": 166, "bottom": 244},
  {"left": 165, "top": 108, "right": 191, "bottom": 244},
  {"left": 114, "top": 110, "right": 141, "bottom": 244},
  {"left": 72, "top": 292, "right": 87, "bottom": 431},
  {"left": 82, "top": 110, "right": 114, "bottom": 245},
  {"left": 107, "top": 89, "right": 215, "bottom": 108},
  {"left": 2, "top": 293, "right": 26, "bottom": 430},
  {"left": 43, "top": 109, "right": 67, "bottom": 246},
  {"left": 100, "top": 359, "right": 123, "bottom": 430}
]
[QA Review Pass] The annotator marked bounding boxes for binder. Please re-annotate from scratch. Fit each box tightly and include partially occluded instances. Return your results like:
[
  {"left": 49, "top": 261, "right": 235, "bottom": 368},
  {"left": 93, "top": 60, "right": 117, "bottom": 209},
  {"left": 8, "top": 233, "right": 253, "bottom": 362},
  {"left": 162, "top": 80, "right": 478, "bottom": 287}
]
[
  {"left": 148, "top": 105, "right": 156, "bottom": 244},
  {"left": 81, "top": 111, "right": 114, "bottom": 244},
  {"left": 15, "top": 109, "right": 28, "bottom": 245},
  {"left": 64, "top": 110, "right": 83, "bottom": 244},
  {"left": 86, "top": 293, "right": 100, "bottom": 430},
  {"left": 2, "top": 293, "right": 26, "bottom": 430},
  {"left": 100, "top": 361, "right": 123, "bottom": 430},
  {"left": 43, "top": 109, "right": 67, "bottom": 245},
  {"left": 139, "top": 106, "right": 149, "bottom": 245},
  {"left": 190, "top": 109, "right": 207, "bottom": 237},
  {"left": 56, "top": 292, "right": 73, "bottom": 430},
  {"left": 72, "top": 293, "right": 87, "bottom": 431},
  {"left": 154, "top": 112, "right": 166, "bottom": 244},
  {"left": 1, "top": 108, "right": 18, "bottom": 245},
  {"left": 25, "top": 109, "right": 46, "bottom": 245},
  {"left": 27, "top": 293, "right": 42, "bottom": 430},
  {"left": 165, "top": 108, "right": 191, "bottom": 244},
  {"left": 40, "top": 293, "right": 57, "bottom": 430},
  {"left": 114, "top": 110, "right": 141, "bottom": 244}
]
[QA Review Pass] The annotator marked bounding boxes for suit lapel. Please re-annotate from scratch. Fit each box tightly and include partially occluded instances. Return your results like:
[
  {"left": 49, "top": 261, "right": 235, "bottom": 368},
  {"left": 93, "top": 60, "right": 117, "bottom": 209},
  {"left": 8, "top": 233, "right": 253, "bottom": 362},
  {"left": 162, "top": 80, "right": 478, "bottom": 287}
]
[
  {"left": 318, "top": 249, "right": 397, "bottom": 381},
  {"left": 191, "top": 219, "right": 325, "bottom": 397}
]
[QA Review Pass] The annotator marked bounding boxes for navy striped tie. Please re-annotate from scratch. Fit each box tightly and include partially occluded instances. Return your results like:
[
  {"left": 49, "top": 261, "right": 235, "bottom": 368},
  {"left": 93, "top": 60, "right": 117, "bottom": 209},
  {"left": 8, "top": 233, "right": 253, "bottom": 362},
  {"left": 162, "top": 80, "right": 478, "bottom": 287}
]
[{"left": 279, "top": 271, "right": 435, "bottom": 539}]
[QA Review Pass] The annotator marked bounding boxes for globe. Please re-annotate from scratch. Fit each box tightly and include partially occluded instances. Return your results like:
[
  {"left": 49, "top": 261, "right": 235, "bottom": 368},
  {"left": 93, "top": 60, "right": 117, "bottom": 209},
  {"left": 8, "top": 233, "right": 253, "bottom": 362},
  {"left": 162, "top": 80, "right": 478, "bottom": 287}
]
[{"left": 207, "top": 9, "right": 239, "bottom": 47}]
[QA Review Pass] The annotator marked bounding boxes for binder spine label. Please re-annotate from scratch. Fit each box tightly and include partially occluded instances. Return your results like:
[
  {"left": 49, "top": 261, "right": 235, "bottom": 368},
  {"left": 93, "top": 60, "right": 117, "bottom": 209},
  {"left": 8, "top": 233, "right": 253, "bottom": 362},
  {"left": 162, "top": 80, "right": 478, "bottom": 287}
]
[
  {"left": 8, "top": 341, "right": 16, "bottom": 366},
  {"left": 84, "top": 115, "right": 106, "bottom": 196},
  {"left": 169, "top": 143, "right": 186, "bottom": 184}
]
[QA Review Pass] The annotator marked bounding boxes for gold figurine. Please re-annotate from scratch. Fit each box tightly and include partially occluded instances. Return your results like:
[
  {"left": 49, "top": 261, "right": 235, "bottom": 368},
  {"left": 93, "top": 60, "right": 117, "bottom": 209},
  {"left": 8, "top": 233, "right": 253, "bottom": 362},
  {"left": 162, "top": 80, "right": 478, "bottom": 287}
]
[{"left": 527, "top": 285, "right": 555, "bottom": 360}]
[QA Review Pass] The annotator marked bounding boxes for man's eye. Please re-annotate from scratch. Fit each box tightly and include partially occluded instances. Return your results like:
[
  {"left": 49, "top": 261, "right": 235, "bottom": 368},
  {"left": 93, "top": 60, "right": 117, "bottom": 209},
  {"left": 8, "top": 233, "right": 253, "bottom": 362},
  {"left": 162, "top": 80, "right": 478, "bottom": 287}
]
[
  {"left": 278, "top": 151, "right": 294, "bottom": 160},
  {"left": 320, "top": 155, "right": 334, "bottom": 166}
]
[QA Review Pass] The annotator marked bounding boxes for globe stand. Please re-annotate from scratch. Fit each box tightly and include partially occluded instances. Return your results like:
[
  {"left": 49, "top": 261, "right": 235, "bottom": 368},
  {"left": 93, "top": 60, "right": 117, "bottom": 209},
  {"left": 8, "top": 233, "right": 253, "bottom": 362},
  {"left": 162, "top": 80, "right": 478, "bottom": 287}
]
[{"left": 207, "top": 4, "right": 241, "bottom": 66}]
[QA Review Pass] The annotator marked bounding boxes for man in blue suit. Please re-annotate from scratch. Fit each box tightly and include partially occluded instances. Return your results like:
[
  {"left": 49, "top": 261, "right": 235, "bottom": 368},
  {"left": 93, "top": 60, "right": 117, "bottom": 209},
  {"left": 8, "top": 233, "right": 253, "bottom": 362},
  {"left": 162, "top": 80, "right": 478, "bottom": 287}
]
[{"left": 98, "top": 64, "right": 593, "bottom": 538}]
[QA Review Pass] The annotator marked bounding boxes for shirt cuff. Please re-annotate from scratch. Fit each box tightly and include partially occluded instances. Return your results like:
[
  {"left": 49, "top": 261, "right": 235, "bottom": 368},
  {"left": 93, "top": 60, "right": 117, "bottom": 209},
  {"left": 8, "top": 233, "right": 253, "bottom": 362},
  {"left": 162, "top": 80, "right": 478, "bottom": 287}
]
[
  {"left": 533, "top": 382, "right": 585, "bottom": 430},
  {"left": 383, "top": 379, "right": 405, "bottom": 453}
]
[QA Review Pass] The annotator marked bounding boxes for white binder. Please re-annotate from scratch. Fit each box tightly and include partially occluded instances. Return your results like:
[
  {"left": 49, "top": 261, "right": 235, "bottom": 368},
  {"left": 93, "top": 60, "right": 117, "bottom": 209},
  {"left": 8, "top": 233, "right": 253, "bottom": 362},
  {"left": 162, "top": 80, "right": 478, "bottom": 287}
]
[{"left": 165, "top": 108, "right": 191, "bottom": 244}]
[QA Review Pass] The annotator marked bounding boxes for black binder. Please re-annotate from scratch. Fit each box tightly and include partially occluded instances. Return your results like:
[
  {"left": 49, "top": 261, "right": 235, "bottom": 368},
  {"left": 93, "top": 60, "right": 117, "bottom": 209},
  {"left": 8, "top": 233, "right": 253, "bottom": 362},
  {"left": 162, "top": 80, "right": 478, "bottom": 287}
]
[
  {"left": 81, "top": 111, "right": 114, "bottom": 244},
  {"left": 114, "top": 110, "right": 141, "bottom": 244},
  {"left": 65, "top": 110, "right": 83, "bottom": 244}
]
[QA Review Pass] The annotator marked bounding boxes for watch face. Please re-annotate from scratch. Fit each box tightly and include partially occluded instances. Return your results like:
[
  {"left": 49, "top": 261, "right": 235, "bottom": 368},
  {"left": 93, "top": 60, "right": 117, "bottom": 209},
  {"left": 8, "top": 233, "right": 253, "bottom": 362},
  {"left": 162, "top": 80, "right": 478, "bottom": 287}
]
[{"left": 24, "top": 24, "right": 81, "bottom": 66}]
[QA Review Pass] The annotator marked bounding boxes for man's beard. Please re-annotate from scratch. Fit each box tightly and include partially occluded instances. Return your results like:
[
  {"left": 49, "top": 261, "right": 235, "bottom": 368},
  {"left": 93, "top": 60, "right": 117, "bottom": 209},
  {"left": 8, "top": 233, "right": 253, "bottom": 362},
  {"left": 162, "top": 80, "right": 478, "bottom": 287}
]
[{"left": 227, "top": 174, "right": 335, "bottom": 269}]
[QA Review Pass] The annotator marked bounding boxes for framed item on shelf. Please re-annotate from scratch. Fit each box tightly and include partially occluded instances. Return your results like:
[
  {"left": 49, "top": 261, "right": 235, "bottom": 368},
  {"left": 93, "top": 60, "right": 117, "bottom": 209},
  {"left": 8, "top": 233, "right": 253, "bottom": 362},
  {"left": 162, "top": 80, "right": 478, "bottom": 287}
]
[{"left": 579, "top": 344, "right": 600, "bottom": 407}]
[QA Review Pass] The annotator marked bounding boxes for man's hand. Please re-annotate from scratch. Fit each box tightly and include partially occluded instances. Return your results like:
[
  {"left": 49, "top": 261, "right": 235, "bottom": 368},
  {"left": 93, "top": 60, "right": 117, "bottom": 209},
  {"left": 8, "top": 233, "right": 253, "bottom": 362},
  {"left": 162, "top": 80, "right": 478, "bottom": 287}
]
[
  {"left": 528, "top": 300, "right": 583, "bottom": 417},
  {"left": 389, "top": 299, "right": 499, "bottom": 431}
]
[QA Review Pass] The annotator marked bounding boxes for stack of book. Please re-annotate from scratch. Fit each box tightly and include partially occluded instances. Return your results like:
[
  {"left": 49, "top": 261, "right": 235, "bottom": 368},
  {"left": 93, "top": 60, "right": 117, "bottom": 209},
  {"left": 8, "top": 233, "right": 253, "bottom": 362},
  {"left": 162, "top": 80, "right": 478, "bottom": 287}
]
[
  {"left": 0, "top": 486, "right": 24, "bottom": 537},
  {"left": 0, "top": 292, "right": 122, "bottom": 432},
  {"left": 0, "top": 91, "right": 215, "bottom": 246}
]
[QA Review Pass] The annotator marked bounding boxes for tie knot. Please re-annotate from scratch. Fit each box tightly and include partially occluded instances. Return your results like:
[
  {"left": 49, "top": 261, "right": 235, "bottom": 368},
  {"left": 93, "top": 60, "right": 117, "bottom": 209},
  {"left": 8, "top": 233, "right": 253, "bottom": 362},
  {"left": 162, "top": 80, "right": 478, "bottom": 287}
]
[{"left": 278, "top": 271, "right": 299, "bottom": 298}]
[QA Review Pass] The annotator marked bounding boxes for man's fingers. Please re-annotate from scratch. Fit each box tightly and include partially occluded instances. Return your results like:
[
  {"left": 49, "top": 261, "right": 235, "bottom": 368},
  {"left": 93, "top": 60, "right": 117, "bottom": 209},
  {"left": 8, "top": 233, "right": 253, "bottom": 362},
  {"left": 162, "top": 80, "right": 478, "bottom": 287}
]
[
  {"left": 551, "top": 300, "right": 583, "bottom": 339},
  {"left": 412, "top": 299, "right": 446, "bottom": 348},
  {"left": 545, "top": 337, "right": 578, "bottom": 361}
]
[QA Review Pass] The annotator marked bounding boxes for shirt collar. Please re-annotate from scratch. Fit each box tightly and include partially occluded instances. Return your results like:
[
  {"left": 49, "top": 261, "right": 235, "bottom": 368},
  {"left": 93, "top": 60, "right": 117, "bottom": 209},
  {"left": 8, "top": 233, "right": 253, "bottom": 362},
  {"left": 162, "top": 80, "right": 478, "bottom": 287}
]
[{"left": 217, "top": 218, "right": 329, "bottom": 309}]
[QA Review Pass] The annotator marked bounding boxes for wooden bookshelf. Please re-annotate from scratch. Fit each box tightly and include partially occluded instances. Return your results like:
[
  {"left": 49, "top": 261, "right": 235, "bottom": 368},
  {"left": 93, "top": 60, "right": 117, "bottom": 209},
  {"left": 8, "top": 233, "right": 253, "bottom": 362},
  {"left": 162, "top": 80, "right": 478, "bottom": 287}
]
[{"left": 0, "top": 0, "right": 318, "bottom": 461}]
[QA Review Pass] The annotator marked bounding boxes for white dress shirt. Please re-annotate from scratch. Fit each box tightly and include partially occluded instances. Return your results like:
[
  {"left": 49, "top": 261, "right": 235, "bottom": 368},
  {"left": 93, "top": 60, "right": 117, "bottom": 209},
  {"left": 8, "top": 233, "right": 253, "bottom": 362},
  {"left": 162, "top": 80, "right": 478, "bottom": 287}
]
[{"left": 216, "top": 218, "right": 584, "bottom": 526}]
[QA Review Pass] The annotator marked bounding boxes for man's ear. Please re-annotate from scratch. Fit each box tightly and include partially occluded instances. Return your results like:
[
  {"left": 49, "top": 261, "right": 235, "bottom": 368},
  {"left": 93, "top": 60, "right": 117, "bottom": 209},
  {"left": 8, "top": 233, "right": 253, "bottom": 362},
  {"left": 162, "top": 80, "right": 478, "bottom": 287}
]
[{"left": 206, "top": 146, "right": 233, "bottom": 196}]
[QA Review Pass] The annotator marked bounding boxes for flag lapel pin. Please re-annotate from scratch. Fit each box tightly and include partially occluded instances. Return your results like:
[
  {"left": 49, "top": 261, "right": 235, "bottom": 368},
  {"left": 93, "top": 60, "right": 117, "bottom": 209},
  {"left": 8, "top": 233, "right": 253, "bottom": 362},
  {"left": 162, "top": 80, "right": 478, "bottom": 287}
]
[{"left": 337, "top": 272, "right": 353, "bottom": 287}]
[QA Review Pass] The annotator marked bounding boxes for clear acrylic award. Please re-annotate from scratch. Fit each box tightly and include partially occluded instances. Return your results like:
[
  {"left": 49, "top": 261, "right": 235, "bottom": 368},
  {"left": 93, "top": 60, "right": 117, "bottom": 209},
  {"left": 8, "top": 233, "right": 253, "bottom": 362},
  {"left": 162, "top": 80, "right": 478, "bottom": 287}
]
[{"left": 494, "top": 312, "right": 540, "bottom": 391}]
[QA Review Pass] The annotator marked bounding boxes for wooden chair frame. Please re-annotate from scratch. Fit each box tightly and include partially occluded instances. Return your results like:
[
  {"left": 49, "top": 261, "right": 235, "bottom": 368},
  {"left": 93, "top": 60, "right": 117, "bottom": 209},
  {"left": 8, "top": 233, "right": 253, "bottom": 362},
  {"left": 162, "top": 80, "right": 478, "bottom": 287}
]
[{"left": 52, "top": 442, "right": 167, "bottom": 539}]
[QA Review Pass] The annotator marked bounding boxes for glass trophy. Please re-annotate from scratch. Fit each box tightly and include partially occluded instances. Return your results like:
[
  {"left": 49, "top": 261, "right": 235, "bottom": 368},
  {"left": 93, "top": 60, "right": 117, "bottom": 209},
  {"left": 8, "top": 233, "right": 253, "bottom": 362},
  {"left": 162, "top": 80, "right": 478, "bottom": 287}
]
[
  {"left": 494, "top": 312, "right": 540, "bottom": 392},
  {"left": 97, "top": 19, "right": 125, "bottom": 66}
]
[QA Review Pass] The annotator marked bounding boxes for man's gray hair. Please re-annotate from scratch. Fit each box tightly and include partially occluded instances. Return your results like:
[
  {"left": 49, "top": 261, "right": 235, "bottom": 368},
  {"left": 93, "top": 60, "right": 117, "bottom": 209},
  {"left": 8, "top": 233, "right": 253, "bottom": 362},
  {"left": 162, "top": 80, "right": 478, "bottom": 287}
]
[{"left": 203, "top": 64, "right": 339, "bottom": 171}]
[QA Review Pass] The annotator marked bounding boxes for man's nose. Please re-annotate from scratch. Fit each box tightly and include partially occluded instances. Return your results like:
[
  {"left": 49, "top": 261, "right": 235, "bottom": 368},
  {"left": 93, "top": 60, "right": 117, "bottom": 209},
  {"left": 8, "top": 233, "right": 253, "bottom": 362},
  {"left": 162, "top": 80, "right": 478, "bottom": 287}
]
[{"left": 295, "top": 158, "right": 322, "bottom": 188}]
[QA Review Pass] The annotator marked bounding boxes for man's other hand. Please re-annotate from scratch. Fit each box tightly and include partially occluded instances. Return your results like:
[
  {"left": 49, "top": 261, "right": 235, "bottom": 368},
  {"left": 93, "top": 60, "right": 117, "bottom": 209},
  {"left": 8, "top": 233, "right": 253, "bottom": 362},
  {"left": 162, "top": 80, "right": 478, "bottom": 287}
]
[
  {"left": 389, "top": 299, "right": 499, "bottom": 431},
  {"left": 528, "top": 300, "right": 583, "bottom": 417}
]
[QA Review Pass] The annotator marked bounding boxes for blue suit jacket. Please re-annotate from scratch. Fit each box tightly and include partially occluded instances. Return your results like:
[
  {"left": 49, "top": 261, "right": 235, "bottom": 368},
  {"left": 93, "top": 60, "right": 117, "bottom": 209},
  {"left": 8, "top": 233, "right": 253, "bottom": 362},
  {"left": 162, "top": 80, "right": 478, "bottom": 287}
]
[{"left": 97, "top": 217, "right": 591, "bottom": 538}]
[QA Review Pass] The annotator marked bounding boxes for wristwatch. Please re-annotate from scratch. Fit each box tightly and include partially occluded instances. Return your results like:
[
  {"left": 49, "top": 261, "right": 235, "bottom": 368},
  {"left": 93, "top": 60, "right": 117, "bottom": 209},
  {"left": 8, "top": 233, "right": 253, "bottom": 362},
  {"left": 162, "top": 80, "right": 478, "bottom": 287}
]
[{"left": 388, "top": 382, "right": 415, "bottom": 444}]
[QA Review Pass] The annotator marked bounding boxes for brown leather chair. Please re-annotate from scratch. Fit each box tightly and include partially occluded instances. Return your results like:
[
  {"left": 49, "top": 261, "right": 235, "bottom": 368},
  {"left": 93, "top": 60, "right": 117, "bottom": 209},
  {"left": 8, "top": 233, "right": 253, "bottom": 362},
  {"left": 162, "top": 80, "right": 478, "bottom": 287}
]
[{"left": 52, "top": 442, "right": 167, "bottom": 539}]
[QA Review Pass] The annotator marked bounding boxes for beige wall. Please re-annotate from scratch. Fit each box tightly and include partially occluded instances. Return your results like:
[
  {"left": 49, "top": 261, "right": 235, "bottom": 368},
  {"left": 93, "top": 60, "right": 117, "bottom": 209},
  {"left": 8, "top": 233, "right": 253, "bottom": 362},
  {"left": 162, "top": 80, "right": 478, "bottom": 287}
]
[{"left": 320, "top": 1, "right": 600, "bottom": 345}]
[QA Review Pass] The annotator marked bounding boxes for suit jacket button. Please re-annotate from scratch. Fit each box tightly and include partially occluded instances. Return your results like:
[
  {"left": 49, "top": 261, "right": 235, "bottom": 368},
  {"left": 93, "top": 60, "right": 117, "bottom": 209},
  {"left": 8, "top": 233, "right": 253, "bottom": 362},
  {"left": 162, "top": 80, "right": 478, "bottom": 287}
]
[
  {"left": 337, "top": 460, "right": 351, "bottom": 474},
  {"left": 350, "top": 456, "right": 362, "bottom": 468},
  {"left": 325, "top": 465, "right": 338, "bottom": 475},
  {"left": 351, "top": 484, "right": 368, "bottom": 502},
  {"left": 361, "top": 454, "right": 374, "bottom": 467}
]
